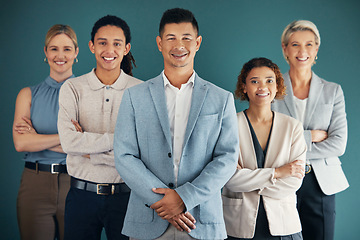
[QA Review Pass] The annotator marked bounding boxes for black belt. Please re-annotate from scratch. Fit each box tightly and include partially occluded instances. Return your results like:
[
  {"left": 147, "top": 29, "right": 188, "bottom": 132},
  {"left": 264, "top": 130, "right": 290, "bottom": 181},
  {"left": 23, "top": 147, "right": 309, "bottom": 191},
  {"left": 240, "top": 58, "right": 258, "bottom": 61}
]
[
  {"left": 71, "top": 177, "right": 130, "bottom": 195},
  {"left": 25, "top": 162, "right": 67, "bottom": 174}
]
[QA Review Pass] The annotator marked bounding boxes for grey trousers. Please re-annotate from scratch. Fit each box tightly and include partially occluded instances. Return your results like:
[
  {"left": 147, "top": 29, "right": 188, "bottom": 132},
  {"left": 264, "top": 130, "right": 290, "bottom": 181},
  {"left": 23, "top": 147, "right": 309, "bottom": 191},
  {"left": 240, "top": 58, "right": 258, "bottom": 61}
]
[{"left": 130, "top": 224, "right": 223, "bottom": 240}]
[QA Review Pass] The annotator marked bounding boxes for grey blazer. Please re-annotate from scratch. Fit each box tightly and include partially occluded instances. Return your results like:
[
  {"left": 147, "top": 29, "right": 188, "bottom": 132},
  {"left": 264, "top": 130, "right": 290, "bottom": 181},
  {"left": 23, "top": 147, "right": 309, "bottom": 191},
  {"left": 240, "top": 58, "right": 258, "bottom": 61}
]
[{"left": 272, "top": 72, "right": 349, "bottom": 195}]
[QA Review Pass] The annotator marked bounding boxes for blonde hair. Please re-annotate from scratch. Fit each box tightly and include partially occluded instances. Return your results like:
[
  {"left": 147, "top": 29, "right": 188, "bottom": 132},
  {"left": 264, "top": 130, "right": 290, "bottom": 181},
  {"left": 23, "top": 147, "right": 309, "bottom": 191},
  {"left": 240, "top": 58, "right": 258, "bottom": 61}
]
[
  {"left": 281, "top": 20, "right": 320, "bottom": 62},
  {"left": 45, "top": 24, "right": 78, "bottom": 50}
]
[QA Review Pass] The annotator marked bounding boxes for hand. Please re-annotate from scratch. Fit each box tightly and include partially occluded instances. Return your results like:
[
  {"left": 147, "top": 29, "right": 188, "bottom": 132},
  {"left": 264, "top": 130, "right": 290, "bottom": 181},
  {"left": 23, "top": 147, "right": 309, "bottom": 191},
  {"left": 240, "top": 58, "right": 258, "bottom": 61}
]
[
  {"left": 168, "top": 212, "right": 196, "bottom": 233},
  {"left": 71, "top": 119, "right": 83, "bottom": 133},
  {"left": 311, "top": 130, "right": 328, "bottom": 142},
  {"left": 71, "top": 119, "right": 83, "bottom": 132},
  {"left": 14, "top": 116, "right": 36, "bottom": 134},
  {"left": 237, "top": 161, "right": 242, "bottom": 170},
  {"left": 275, "top": 160, "right": 304, "bottom": 179},
  {"left": 150, "top": 188, "right": 185, "bottom": 220}
]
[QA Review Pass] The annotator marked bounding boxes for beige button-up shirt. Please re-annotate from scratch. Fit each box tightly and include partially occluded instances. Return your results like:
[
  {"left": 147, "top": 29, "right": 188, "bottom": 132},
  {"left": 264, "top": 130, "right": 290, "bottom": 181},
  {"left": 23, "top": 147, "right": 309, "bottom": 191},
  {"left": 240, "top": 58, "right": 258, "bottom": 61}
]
[{"left": 58, "top": 69, "right": 142, "bottom": 183}]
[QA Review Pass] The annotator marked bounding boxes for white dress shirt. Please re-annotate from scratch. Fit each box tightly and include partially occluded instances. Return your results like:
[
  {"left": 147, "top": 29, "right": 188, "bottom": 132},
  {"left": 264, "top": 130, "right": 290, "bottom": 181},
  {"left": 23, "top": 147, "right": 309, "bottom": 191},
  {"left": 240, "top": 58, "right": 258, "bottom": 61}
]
[{"left": 162, "top": 71, "right": 195, "bottom": 186}]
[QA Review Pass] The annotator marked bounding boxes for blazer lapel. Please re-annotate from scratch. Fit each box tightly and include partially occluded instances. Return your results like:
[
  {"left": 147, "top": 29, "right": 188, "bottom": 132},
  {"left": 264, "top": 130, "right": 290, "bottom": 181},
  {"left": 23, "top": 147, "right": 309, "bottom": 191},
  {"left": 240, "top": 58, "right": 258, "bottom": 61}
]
[
  {"left": 182, "top": 75, "right": 208, "bottom": 149},
  {"left": 148, "top": 76, "right": 172, "bottom": 148},
  {"left": 238, "top": 112, "right": 258, "bottom": 169},
  {"left": 303, "top": 72, "right": 324, "bottom": 129},
  {"left": 282, "top": 72, "right": 298, "bottom": 119}
]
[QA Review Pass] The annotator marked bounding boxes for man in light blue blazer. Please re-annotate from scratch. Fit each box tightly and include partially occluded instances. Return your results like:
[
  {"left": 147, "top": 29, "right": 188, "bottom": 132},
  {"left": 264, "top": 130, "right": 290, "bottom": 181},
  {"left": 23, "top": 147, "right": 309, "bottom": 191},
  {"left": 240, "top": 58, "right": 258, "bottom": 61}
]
[{"left": 114, "top": 8, "right": 239, "bottom": 240}]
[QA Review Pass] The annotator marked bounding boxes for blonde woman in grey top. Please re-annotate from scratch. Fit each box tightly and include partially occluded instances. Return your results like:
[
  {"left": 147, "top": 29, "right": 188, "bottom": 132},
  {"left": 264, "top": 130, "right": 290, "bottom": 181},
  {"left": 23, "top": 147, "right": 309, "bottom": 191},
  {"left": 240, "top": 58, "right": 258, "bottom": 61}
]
[{"left": 272, "top": 20, "right": 348, "bottom": 240}]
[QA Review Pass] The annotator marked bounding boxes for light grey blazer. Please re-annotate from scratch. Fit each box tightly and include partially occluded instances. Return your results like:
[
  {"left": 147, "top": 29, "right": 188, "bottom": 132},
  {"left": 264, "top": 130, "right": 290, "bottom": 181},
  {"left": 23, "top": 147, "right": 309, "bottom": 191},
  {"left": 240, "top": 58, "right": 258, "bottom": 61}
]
[
  {"left": 114, "top": 73, "right": 239, "bottom": 239},
  {"left": 272, "top": 72, "right": 349, "bottom": 195}
]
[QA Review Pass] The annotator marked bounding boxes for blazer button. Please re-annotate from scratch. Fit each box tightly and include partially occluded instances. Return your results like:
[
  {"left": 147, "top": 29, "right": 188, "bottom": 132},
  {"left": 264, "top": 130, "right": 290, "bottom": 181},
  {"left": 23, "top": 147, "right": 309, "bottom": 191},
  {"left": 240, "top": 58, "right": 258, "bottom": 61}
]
[
  {"left": 168, "top": 183, "right": 174, "bottom": 188},
  {"left": 168, "top": 153, "right": 172, "bottom": 158}
]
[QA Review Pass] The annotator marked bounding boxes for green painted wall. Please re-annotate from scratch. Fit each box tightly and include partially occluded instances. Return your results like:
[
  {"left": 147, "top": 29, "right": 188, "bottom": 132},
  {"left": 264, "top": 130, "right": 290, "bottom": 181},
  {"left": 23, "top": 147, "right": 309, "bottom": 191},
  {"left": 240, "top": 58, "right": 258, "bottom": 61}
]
[{"left": 1, "top": 0, "right": 359, "bottom": 239}]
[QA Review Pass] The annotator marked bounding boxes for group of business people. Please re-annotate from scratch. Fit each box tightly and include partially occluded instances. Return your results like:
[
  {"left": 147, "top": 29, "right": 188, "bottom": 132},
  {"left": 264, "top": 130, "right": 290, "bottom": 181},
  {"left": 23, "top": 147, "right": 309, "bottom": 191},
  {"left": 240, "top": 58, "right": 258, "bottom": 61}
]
[{"left": 12, "top": 7, "right": 348, "bottom": 240}]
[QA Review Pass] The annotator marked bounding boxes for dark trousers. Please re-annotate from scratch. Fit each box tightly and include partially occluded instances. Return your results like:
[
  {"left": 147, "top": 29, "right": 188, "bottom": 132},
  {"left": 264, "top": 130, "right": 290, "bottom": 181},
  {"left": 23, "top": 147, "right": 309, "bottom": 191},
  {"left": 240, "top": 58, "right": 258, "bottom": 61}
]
[
  {"left": 64, "top": 187, "right": 130, "bottom": 240},
  {"left": 17, "top": 168, "right": 70, "bottom": 240},
  {"left": 297, "top": 170, "right": 336, "bottom": 240}
]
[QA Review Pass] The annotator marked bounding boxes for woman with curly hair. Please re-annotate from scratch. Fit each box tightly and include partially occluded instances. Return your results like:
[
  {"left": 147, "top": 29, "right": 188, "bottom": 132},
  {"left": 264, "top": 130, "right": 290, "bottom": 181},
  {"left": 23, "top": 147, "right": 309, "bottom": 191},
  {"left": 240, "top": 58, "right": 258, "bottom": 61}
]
[{"left": 223, "top": 57, "right": 306, "bottom": 240}]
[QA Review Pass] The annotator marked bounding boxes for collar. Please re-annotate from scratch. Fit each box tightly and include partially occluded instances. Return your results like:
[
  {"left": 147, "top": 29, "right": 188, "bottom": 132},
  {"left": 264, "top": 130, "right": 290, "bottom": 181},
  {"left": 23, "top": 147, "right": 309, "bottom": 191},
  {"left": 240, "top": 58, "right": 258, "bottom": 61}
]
[
  {"left": 162, "top": 70, "right": 195, "bottom": 89},
  {"left": 88, "top": 68, "right": 130, "bottom": 91},
  {"left": 45, "top": 74, "right": 74, "bottom": 89}
]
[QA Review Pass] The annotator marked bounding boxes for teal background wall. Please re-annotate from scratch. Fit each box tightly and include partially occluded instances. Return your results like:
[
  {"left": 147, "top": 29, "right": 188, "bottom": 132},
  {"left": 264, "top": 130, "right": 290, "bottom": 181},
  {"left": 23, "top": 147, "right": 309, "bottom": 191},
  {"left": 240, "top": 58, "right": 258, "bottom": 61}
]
[{"left": 1, "top": 0, "right": 359, "bottom": 239}]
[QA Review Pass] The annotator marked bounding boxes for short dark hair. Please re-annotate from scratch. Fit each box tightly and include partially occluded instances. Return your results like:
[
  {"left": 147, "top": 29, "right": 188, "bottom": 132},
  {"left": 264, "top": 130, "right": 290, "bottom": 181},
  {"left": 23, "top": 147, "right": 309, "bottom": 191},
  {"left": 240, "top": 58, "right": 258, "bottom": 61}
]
[
  {"left": 235, "top": 57, "right": 286, "bottom": 101},
  {"left": 91, "top": 15, "right": 136, "bottom": 76},
  {"left": 159, "top": 8, "right": 199, "bottom": 36}
]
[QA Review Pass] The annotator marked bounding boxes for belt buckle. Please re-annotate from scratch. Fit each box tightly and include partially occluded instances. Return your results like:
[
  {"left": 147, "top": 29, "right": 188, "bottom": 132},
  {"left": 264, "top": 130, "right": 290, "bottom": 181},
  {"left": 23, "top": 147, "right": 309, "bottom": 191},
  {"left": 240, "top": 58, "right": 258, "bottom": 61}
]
[
  {"left": 97, "top": 184, "right": 109, "bottom": 195},
  {"left": 51, "top": 163, "right": 60, "bottom": 174},
  {"left": 305, "top": 164, "right": 311, "bottom": 174}
]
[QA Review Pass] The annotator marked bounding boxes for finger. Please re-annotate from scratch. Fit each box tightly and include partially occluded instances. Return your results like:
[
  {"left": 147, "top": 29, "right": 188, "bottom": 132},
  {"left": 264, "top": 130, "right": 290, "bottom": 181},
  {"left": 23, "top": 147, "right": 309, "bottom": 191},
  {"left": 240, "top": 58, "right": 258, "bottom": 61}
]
[
  {"left": 176, "top": 217, "right": 191, "bottom": 233},
  {"left": 22, "top": 116, "right": 32, "bottom": 126},
  {"left": 15, "top": 122, "right": 30, "bottom": 128},
  {"left": 169, "top": 219, "right": 183, "bottom": 232},
  {"left": 295, "top": 169, "right": 304, "bottom": 179},
  {"left": 154, "top": 206, "right": 165, "bottom": 214},
  {"left": 14, "top": 125, "right": 28, "bottom": 131},
  {"left": 150, "top": 200, "right": 162, "bottom": 210},
  {"left": 15, "top": 130, "right": 27, "bottom": 134},
  {"left": 72, "top": 122, "right": 81, "bottom": 132},
  {"left": 292, "top": 160, "right": 302, "bottom": 165},
  {"left": 74, "top": 124, "right": 82, "bottom": 132},
  {"left": 184, "top": 212, "right": 196, "bottom": 223},
  {"left": 180, "top": 214, "right": 196, "bottom": 230},
  {"left": 158, "top": 209, "right": 168, "bottom": 217},
  {"left": 16, "top": 127, "right": 32, "bottom": 134},
  {"left": 71, "top": 119, "right": 81, "bottom": 128},
  {"left": 159, "top": 213, "right": 171, "bottom": 220},
  {"left": 152, "top": 188, "right": 168, "bottom": 194}
]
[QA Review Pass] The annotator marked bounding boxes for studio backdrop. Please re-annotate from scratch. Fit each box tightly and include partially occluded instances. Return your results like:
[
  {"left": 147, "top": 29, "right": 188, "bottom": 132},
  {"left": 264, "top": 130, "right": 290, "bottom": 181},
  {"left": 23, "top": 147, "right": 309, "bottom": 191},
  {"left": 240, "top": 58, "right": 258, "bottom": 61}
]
[{"left": 1, "top": 0, "right": 359, "bottom": 239}]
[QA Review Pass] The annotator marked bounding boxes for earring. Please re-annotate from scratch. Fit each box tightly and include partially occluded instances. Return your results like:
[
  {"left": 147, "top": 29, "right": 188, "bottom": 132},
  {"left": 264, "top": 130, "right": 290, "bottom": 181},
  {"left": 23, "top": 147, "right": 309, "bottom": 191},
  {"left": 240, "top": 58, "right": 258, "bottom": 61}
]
[
  {"left": 43, "top": 57, "right": 48, "bottom": 63},
  {"left": 74, "top": 58, "right": 78, "bottom": 64},
  {"left": 315, "top": 56, "right": 318, "bottom": 60}
]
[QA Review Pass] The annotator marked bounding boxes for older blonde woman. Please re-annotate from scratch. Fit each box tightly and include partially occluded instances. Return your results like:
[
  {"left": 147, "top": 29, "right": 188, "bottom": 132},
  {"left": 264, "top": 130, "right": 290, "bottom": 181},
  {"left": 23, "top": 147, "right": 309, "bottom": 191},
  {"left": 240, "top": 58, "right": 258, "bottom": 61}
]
[
  {"left": 13, "top": 24, "right": 78, "bottom": 240},
  {"left": 272, "top": 20, "right": 349, "bottom": 240}
]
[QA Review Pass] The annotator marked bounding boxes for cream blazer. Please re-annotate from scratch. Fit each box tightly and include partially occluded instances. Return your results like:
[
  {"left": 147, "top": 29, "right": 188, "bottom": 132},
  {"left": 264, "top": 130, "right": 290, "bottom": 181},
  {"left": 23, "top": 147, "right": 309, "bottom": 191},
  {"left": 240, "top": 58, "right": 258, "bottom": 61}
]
[{"left": 222, "top": 111, "right": 307, "bottom": 238}]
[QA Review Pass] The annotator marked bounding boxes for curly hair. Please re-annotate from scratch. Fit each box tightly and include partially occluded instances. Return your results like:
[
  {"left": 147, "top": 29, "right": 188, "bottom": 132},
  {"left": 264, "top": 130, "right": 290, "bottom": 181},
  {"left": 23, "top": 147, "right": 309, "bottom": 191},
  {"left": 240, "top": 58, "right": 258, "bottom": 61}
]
[{"left": 235, "top": 57, "right": 286, "bottom": 101}]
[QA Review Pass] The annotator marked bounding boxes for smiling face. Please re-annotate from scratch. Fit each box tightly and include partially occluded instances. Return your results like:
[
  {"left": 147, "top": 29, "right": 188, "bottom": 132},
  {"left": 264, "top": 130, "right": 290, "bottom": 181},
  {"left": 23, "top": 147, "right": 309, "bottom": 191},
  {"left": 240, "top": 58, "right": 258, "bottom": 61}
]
[
  {"left": 244, "top": 67, "right": 277, "bottom": 106},
  {"left": 44, "top": 33, "right": 78, "bottom": 79},
  {"left": 283, "top": 30, "right": 319, "bottom": 70},
  {"left": 156, "top": 22, "right": 202, "bottom": 72},
  {"left": 89, "top": 25, "right": 130, "bottom": 75}
]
